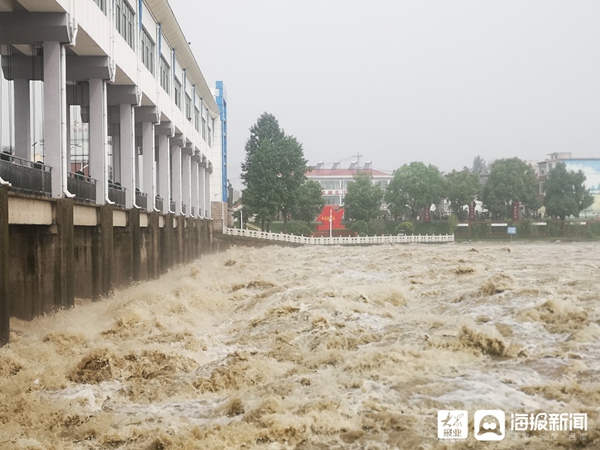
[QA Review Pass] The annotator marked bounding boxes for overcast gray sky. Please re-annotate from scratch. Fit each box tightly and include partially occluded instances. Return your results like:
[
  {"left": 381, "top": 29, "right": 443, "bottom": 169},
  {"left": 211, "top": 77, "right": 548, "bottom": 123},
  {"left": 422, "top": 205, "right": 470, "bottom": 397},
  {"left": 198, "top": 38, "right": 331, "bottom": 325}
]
[{"left": 171, "top": 0, "right": 600, "bottom": 187}]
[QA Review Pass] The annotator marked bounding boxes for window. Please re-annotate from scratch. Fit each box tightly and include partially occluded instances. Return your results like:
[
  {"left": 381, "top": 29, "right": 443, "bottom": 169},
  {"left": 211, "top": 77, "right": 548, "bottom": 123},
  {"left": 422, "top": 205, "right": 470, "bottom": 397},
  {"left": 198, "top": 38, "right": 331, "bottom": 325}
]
[
  {"left": 185, "top": 94, "right": 192, "bottom": 120},
  {"left": 93, "top": 0, "right": 107, "bottom": 14},
  {"left": 115, "top": 0, "right": 135, "bottom": 49},
  {"left": 201, "top": 108, "right": 207, "bottom": 140},
  {"left": 194, "top": 107, "right": 200, "bottom": 131},
  {"left": 140, "top": 27, "right": 155, "bottom": 75},
  {"left": 208, "top": 118, "right": 214, "bottom": 146},
  {"left": 174, "top": 77, "right": 181, "bottom": 109},
  {"left": 321, "top": 180, "right": 339, "bottom": 190},
  {"left": 323, "top": 196, "right": 341, "bottom": 205},
  {"left": 159, "top": 57, "right": 170, "bottom": 94}
]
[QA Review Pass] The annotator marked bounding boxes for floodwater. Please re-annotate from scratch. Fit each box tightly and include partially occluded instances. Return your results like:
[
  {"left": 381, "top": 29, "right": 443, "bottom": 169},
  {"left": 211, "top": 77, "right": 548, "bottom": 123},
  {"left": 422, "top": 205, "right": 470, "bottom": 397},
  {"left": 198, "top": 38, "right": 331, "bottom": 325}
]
[{"left": 1, "top": 241, "right": 599, "bottom": 449}]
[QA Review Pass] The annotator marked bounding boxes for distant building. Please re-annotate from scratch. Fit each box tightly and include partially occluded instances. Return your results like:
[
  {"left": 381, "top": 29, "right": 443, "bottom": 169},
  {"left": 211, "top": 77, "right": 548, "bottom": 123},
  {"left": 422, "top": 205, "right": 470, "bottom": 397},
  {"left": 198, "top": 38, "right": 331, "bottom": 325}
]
[
  {"left": 306, "top": 160, "right": 393, "bottom": 205},
  {"left": 537, "top": 152, "right": 600, "bottom": 215}
]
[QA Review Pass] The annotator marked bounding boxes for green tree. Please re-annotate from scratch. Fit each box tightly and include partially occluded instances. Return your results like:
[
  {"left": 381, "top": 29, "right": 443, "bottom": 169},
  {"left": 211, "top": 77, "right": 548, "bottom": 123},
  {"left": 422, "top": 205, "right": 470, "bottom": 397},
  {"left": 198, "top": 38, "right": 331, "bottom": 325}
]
[
  {"left": 292, "top": 180, "right": 324, "bottom": 225},
  {"left": 240, "top": 113, "right": 307, "bottom": 232},
  {"left": 395, "top": 221, "right": 415, "bottom": 235},
  {"left": 350, "top": 220, "right": 368, "bottom": 236},
  {"left": 445, "top": 169, "right": 481, "bottom": 220},
  {"left": 368, "top": 218, "right": 386, "bottom": 236},
  {"left": 241, "top": 112, "right": 285, "bottom": 179},
  {"left": 385, "top": 162, "right": 445, "bottom": 220},
  {"left": 544, "top": 162, "right": 594, "bottom": 220},
  {"left": 471, "top": 155, "right": 488, "bottom": 175},
  {"left": 241, "top": 140, "right": 280, "bottom": 230},
  {"left": 344, "top": 172, "right": 383, "bottom": 222},
  {"left": 241, "top": 113, "right": 285, "bottom": 230},
  {"left": 272, "top": 136, "right": 307, "bottom": 232},
  {"left": 481, "top": 158, "right": 539, "bottom": 219},
  {"left": 286, "top": 222, "right": 313, "bottom": 236}
]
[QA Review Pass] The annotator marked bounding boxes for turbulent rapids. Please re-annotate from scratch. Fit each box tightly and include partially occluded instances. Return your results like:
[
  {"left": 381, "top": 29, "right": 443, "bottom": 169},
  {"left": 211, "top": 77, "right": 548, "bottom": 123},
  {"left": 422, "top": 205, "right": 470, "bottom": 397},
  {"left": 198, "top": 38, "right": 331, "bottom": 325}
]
[{"left": 1, "top": 241, "right": 599, "bottom": 449}]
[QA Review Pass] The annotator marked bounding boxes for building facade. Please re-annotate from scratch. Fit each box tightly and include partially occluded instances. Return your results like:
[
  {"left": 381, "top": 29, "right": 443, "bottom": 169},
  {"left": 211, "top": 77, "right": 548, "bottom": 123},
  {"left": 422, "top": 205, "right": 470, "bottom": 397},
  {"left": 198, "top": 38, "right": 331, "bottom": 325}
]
[
  {"left": 0, "top": 0, "right": 224, "bottom": 220},
  {"left": 307, "top": 161, "right": 393, "bottom": 206},
  {"left": 537, "top": 152, "right": 600, "bottom": 215}
]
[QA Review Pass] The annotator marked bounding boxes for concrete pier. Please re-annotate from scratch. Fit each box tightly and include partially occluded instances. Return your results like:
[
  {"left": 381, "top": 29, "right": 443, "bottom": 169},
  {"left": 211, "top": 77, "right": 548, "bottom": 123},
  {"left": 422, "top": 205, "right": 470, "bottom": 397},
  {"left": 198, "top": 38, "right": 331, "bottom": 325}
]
[
  {"left": 0, "top": 192, "right": 213, "bottom": 345},
  {"left": 0, "top": 187, "right": 9, "bottom": 345}
]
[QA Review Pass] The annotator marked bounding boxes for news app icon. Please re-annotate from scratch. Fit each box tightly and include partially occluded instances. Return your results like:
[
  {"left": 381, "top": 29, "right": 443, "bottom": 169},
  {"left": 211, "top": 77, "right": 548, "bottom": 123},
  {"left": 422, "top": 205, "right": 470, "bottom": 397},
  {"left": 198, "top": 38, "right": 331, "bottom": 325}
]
[{"left": 474, "top": 410, "right": 505, "bottom": 441}]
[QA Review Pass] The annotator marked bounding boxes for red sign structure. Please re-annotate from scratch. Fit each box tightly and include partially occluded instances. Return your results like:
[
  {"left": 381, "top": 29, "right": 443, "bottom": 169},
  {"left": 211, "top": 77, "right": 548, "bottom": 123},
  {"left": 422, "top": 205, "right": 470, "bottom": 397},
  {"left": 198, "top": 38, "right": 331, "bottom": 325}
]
[
  {"left": 512, "top": 201, "right": 520, "bottom": 222},
  {"left": 422, "top": 206, "right": 431, "bottom": 223},
  {"left": 468, "top": 201, "right": 476, "bottom": 222},
  {"left": 316, "top": 205, "right": 345, "bottom": 231}
]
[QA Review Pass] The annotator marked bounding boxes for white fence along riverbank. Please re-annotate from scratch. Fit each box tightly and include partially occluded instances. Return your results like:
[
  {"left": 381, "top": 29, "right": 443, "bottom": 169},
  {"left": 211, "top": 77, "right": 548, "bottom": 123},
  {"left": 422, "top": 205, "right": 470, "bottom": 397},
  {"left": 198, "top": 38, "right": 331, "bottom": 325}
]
[{"left": 223, "top": 228, "right": 454, "bottom": 245}]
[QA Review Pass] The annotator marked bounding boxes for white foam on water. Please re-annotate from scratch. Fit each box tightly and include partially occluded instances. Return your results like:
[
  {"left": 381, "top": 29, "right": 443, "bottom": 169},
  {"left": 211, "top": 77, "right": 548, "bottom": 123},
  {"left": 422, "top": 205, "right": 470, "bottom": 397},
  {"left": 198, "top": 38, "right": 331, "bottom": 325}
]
[{"left": 1, "top": 241, "right": 599, "bottom": 449}]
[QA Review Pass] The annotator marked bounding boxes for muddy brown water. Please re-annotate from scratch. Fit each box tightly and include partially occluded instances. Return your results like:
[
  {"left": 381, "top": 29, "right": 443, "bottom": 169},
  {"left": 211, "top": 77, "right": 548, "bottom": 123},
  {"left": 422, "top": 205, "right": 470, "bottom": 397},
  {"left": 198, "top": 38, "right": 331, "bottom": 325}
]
[{"left": 1, "top": 241, "right": 599, "bottom": 449}]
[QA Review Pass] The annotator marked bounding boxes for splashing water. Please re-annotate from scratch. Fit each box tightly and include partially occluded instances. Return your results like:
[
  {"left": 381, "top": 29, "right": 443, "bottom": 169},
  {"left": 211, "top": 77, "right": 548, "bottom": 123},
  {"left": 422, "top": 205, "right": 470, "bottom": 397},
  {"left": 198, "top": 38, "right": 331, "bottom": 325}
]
[{"left": 1, "top": 241, "right": 599, "bottom": 449}]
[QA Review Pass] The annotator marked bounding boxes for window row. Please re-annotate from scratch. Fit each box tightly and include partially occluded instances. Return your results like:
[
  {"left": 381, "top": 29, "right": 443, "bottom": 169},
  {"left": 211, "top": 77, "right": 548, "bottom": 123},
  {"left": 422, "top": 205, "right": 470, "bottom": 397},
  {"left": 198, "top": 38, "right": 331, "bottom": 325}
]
[
  {"left": 115, "top": 0, "right": 135, "bottom": 49},
  {"left": 319, "top": 180, "right": 387, "bottom": 190},
  {"left": 102, "top": 0, "right": 214, "bottom": 143}
]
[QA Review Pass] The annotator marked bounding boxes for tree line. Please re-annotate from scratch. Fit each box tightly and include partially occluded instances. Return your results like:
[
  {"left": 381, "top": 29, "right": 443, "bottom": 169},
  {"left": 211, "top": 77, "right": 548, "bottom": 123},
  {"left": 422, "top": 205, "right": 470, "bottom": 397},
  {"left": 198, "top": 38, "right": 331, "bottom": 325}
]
[
  {"left": 348, "top": 158, "right": 593, "bottom": 223},
  {"left": 241, "top": 113, "right": 595, "bottom": 231}
]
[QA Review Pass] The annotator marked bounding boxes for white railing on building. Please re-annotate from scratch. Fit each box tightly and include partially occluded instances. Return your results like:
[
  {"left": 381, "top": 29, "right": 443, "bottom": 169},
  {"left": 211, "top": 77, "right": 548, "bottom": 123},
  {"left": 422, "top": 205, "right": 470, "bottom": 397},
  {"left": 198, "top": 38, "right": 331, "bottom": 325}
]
[{"left": 222, "top": 228, "right": 454, "bottom": 245}]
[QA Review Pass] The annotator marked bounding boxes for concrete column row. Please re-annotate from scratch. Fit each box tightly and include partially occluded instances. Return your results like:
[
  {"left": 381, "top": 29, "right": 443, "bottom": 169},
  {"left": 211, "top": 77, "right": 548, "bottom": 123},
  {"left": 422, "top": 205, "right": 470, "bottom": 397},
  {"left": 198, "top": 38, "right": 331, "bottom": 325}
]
[
  {"left": 99, "top": 98, "right": 208, "bottom": 217},
  {"left": 3, "top": 41, "right": 210, "bottom": 217}
]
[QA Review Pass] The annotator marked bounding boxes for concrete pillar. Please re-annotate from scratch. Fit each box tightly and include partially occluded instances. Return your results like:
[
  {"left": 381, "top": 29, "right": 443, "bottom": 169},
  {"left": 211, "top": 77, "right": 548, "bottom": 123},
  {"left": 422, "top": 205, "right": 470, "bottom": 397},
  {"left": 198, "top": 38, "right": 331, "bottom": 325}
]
[
  {"left": 54, "top": 199, "right": 74, "bottom": 310},
  {"left": 14, "top": 78, "right": 31, "bottom": 160},
  {"left": 94, "top": 204, "right": 114, "bottom": 298},
  {"left": 181, "top": 149, "right": 191, "bottom": 217},
  {"left": 171, "top": 144, "right": 182, "bottom": 215},
  {"left": 175, "top": 215, "right": 184, "bottom": 264},
  {"left": 161, "top": 212, "right": 174, "bottom": 273},
  {"left": 89, "top": 78, "right": 108, "bottom": 205},
  {"left": 44, "top": 41, "right": 67, "bottom": 198},
  {"left": 202, "top": 218, "right": 212, "bottom": 254},
  {"left": 158, "top": 134, "right": 170, "bottom": 214},
  {"left": 142, "top": 121, "right": 155, "bottom": 212},
  {"left": 0, "top": 187, "right": 9, "bottom": 346},
  {"left": 130, "top": 208, "right": 141, "bottom": 281},
  {"left": 205, "top": 167, "right": 211, "bottom": 219},
  {"left": 120, "top": 103, "right": 135, "bottom": 209},
  {"left": 193, "top": 218, "right": 202, "bottom": 259},
  {"left": 199, "top": 165, "right": 205, "bottom": 217},
  {"left": 148, "top": 212, "right": 160, "bottom": 279},
  {"left": 191, "top": 157, "right": 199, "bottom": 217}
]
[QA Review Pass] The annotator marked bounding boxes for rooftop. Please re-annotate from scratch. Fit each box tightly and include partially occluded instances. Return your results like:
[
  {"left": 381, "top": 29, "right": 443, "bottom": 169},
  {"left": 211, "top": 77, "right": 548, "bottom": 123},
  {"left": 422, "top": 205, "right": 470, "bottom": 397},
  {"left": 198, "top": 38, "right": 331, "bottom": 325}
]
[{"left": 308, "top": 168, "right": 391, "bottom": 177}]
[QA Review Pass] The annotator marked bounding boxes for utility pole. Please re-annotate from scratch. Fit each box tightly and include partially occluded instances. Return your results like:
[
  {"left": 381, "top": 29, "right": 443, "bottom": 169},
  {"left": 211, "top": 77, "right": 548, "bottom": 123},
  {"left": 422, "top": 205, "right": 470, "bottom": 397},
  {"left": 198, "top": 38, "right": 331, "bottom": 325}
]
[{"left": 355, "top": 152, "right": 363, "bottom": 169}]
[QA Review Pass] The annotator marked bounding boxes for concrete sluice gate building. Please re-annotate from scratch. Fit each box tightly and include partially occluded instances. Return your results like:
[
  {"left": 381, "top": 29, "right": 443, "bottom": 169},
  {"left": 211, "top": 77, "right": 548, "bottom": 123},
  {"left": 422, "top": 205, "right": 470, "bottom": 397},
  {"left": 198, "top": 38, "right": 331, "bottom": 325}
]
[
  {"left": 0, "top": 0, "right": 229, "bottom": 345},
  {"left": 0, "top": 0, "right": 228, "bottom": 220}
]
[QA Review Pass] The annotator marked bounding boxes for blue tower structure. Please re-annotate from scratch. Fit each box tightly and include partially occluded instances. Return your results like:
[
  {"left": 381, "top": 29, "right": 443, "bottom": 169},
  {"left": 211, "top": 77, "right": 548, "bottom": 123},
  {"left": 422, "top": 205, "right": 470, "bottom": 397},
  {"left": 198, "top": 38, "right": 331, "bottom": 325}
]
[{"left": 215, "top": 81, "right": 228, "bottom": 203}]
